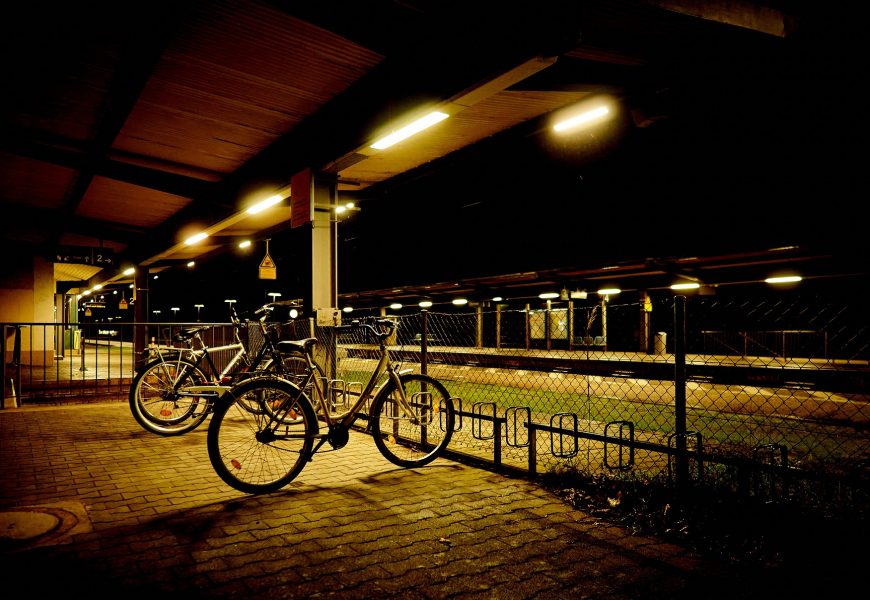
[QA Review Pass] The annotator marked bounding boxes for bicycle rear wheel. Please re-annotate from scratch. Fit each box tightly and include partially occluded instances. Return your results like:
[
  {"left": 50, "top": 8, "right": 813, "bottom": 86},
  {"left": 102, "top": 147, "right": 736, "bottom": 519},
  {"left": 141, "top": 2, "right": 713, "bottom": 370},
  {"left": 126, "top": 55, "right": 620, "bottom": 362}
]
[
  {"left": 369, "top": 373, "right": 455, "bottom": 468},
  {"left": 207, "top": 377, "right": 317, "bottom": 494},
  {"left": 129, "top": 358, "right": 211, "bottom": 436}
]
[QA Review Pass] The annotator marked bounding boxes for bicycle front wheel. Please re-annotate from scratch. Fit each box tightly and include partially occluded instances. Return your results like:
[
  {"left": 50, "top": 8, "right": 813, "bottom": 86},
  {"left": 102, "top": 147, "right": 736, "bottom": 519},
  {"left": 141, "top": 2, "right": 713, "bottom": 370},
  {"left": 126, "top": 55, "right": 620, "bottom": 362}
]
[
  {"left": 207, "top": 377, "right": 317, "bottom": 494},
  {"left": 129, "top": 358, "right": 211, "bottom": 436},
  {"left": 370, "top": 373, "right": 455, "bottom": 468}
]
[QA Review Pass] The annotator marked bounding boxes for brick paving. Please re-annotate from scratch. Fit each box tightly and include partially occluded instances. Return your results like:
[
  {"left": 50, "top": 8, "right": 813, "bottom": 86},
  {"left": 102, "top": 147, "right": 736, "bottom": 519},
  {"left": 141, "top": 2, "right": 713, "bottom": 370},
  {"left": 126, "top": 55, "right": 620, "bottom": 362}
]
[{"left": 0, "top": 402, "right": 837, "bottom": 599}]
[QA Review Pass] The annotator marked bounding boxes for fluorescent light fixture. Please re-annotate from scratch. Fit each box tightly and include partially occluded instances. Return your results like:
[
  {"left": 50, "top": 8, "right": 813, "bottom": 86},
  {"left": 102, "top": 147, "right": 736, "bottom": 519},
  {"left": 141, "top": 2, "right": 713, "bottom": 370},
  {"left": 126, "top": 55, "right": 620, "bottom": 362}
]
[
  {"left": 765, "top": 275, "right": 802, "bottom": 284},
  {"left": 93, "top": 283, "right": 103, "bottom": 290},
  {"left": 187, "top": 261, "right": 195, "bottom": 268},
  {"left": 343, "top": 306, "right": 353, "bottom": 313},
  {"left": 539, "top": 292, "right": 559, "bottom": 300},
  {"left": 554, "top": 106, "right": 610, "bottom": 133},
  {"left": 597, "top": 287, "right": 621, "bottom": 296},
  {"left": 492, "top": 296, "right": 503, "bottom": 302},
  {"left": 671, "top": 282, "right": 700, "bottom": 290},
  {"left": 247, "top": 194, "right": 283, "bottom": 215},
  {"left": 419, "top": 300, "right": 433, "bottom": 308},
  {"left": 238, "top": 240, "right": 251, "bottom": 249},
  {"left": 224, "top": 299, "right": 237, "bottom": 305},
  {"left": 452, "top": 298, "right": 468, "bottom": 306},
  {"left": 123, "top": 267, "right": 135, "bottom": 276},
  {"left": 370, "top": 111, "right": 449, "bottom": 150},
  {"left": 184, "top": 232, "right": 208, "bottom": 245},
  {"left": 389, "top": 303, "right": 403, "bottom": 310}
]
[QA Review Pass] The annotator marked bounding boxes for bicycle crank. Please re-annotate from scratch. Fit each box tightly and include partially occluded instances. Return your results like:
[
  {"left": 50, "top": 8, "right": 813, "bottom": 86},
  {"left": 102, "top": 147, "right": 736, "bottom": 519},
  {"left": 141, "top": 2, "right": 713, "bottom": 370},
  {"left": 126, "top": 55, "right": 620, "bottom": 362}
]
[{"left": 327, "top": 424, "right": 349, "bottom": 449}]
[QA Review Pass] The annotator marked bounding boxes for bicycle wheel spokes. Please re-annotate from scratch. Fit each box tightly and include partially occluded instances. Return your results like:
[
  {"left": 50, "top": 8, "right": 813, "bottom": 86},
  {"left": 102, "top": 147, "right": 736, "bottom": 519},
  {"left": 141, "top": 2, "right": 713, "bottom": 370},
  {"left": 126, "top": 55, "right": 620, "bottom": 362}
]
[
  {"left": 208, "top": 378, "right": 315, "bottom": 494},
  {"left": 371, "top": 374, "right": 455, "bottom": 468},
  {"left": 130, "top": 359, "right": 211, "bottom": 436}
]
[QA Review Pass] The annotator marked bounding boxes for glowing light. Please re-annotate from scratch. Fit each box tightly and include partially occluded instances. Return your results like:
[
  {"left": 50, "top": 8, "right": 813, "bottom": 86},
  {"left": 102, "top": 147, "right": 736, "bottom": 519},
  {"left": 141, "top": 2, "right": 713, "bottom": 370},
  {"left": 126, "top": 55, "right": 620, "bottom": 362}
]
[
  {"left": 247, "top": 194, "right": 283, "bottom": 214},
  {"left": 597, "top": 288, "right": 621, "bottom": 296},
  {"left": 539, "top": 292, "right": 559, "bottom": 300},
  {"left": 554, "top": 106, "right": 610, "bottom": 132},
  {"left": 766, "top": 275, "right": 802, "bottom": 284},
  {"left": 671, "top": 282, "right": 700, "bottom": 290},
  {"left": 419, "top": 301, "right": 433, "bottom": 308},
  {"left": 452, "top": 298, "right": 468, "bottom": 306},
  {"left": 239, "top": 240, "right": 251, "bottom": 249},
  {"left": 184, "top": 232, "right": 208, "bottom": 245},
  {"left": 370, "top": 111, "right": 449, "bottom": 150}
]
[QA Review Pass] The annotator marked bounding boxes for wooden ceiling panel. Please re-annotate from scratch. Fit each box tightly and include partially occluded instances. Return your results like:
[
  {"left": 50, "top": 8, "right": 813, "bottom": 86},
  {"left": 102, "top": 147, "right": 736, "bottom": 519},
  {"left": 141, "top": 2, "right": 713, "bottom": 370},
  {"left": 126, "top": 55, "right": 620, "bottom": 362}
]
[
  {"left": 0, "top": 153, "right": 77, "bottom": 210},
  {"left": 75, "top": 177, "right": 192, "bottom": 229},
  {"left": 112, "top": 0, "right": 383, "bottom": 175}
]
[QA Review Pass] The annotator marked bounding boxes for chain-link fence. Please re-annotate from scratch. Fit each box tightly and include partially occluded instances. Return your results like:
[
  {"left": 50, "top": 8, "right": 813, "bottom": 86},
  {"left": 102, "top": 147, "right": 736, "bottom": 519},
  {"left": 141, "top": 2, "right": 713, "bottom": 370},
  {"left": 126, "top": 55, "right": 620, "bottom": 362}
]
[{"left": 278, "top": 295, "right": 869, "bottom": 516}]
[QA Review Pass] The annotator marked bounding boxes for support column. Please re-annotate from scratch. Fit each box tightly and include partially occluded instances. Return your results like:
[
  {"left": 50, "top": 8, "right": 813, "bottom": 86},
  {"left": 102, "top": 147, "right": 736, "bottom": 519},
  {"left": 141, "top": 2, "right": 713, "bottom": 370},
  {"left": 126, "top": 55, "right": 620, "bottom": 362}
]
[{"left": 133, "top": 267, "right": 149, "bottom": 371}]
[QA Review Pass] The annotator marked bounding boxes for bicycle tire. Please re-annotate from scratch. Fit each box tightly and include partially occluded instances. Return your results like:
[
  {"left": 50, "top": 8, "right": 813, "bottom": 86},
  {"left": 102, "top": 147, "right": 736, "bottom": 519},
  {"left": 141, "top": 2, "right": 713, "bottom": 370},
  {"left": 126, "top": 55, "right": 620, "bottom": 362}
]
[
  {"left": 129, "top": 357, "right": 211, "bottom": 436},
  {"left": 207, "top": 376, "right": 317, "bottom": 494},
  {"left": 369, "top": 373, "right": 455, "bottom": 468}
]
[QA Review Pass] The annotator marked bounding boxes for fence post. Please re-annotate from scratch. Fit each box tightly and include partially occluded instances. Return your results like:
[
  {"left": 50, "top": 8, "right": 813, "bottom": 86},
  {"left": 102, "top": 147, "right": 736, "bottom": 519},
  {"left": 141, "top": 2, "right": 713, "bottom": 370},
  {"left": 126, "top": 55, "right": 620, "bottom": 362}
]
[
  {"left": 420, "top": 309, "right": 428, "bottom": 375},
  {"left": 673, "top": 295, "right": 688, "bottom": 488}
]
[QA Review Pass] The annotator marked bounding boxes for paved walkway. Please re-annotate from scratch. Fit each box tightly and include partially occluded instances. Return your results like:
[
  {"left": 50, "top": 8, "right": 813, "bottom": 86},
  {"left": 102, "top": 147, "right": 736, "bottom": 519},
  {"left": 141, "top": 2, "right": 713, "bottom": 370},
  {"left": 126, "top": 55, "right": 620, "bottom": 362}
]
[{"left": 0, "top": 402, "right": 846, "bottom": 599}]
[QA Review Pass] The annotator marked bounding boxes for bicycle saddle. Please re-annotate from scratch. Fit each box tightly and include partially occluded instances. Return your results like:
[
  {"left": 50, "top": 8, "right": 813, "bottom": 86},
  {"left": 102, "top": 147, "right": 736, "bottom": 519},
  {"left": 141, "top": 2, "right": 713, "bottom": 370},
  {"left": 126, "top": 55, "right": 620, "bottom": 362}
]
[
  {"left": 173, "top": 325, "right": 211, "bottom": 341},
  {"left": 278, "top": 338, "right": 317, "bottom": 353}
]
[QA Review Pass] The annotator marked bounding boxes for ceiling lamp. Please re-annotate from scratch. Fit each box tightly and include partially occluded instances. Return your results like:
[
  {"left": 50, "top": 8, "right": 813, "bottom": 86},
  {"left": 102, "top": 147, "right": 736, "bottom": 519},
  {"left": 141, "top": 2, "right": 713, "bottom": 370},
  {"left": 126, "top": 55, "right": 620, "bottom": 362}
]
[
  {"left": 766, "top": 275, "right": 802, "bottom": 284},
  {"left": 539, "top": 292, "right": 559, "bottom": 300},
  {"left": 554, "top": 105, "right": 610, "bottom": 133},
  {"left": 184, "top": 232, "right": 208, "bottom": 245},
  {"left": 246, "top": 194, "right": 284, "bottom": 214},
  {"left": 419, "top": 300, "right": 433, "bottom": 308},
  {"left": 389, "top": 303, "right": 403, "bottom": 310},
  {"left": 597, "top": 287, "right": 621, "bottom": 296},
  {"left": 671, "top": 282, "right": 700, "bottom": 290},
  {"left": 452, "top": 298, "right": 468, "bottom": 306},
  {"left": 370, "top": 111, "right": 449, "bottom": 150}
]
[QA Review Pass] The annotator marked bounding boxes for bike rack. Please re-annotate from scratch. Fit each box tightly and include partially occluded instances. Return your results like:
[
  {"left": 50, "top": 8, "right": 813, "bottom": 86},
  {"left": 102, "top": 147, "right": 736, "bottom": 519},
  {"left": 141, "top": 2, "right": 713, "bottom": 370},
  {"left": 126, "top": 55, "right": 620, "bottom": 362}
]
[
  {"left": 472, "top": 402, "right": 496, "bottom": 440},
  {"left": 550, "top": 413, "right": 578, "bottom": 458},
  {"left": 448, "top": 396, "right": 463, "bottom": 431},
  {"left": 667, "top": 431, "right": 703, "bottom": 484},
  {"left": 604, "top": 420, "right": 634, "bottom": 470},
  {"left": 504, "top": 406, "right": 531, "bottom": 448},
  {"left": 753, "top": 442, "right": 789, "bottom": 501}
]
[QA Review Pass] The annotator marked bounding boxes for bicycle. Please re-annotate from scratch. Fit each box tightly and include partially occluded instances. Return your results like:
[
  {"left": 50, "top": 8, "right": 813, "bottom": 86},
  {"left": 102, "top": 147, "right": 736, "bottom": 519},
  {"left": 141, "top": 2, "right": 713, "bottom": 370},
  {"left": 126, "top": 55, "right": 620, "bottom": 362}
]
[
  {"left": 129, "top": 302, "right": 303, "bottom": 436},
  {"left": 205, "top": 318, "right": 456, "bottom": 494}
]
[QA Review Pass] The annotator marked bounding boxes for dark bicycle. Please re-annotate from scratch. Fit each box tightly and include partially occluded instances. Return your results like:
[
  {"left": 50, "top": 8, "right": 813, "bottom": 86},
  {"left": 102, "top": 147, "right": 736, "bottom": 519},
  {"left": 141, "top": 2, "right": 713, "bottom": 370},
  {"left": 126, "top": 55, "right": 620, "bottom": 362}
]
[{"left": 129, "top": 302, "right": 303, "bottom": 436}]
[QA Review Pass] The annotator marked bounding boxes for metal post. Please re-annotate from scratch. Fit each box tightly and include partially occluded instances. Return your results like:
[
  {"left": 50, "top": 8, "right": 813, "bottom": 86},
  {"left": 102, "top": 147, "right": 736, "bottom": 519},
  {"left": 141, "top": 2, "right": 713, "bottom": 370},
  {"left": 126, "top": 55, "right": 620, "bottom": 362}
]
[
  {"left": 421, "top": 309, "right": 428, "bottom": 376},
  {"left": 673, "top": 295, "right": 688, "bottom": 488}
]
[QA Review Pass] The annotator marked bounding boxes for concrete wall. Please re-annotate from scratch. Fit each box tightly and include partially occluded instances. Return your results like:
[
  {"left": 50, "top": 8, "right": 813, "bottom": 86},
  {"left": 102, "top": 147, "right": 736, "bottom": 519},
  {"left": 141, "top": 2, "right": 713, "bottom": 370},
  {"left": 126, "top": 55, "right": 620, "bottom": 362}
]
[{"left": 1, "top": 256, "right": 56, "bottom": 365}]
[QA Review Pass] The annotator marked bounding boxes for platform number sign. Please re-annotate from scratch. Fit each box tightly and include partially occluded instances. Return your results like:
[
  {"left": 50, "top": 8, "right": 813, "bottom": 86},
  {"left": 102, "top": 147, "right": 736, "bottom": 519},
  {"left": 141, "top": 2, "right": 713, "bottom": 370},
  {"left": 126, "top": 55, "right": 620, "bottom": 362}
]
[{"left": 54, "top": 245, "right": 115, "bottom": 266}]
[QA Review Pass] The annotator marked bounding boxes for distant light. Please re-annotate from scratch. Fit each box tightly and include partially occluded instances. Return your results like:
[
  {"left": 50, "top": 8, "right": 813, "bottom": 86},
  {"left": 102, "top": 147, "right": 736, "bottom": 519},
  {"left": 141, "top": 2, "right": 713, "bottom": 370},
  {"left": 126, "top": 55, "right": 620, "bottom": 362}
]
[
  {"left": 153, "top": 275, "right": 159, "bottom": 280},
  {"left": 371, "top": 111, "right": 449, "bottom": 150},
  {"left": 492, "top": 296, "right": 503, "bottom": 302},
  {"left": 671, "top": 282, "right": 700, "bottom": 290},
  {"left": 597, "top": 288, "right": 621, "bottom": 296},
  {"left": 539, "top": 292, "right": 559, "bottom": 300},
  {"left": 123, "top": 267, "right": 135, "bottom": 276},
  {"left": 343, "top": 306, "right": 353, "bottom": 313},
  {"left": 288, "top": 309, "right": 298, "bottom": 319},
  {"left": 554, "top": 106, "right": 610, "bottom": 133},
  {"left": 335, "top": 205, "right": 347, "bottom": 215},
  {"left": 93, "top": 283, "right": 103, "bottom": 290},
  {"left": 452, "top": 298, "right": 468, "bottom": 306},
  {"left": 766, "top": 275, "right": 802, "bottom": 284},
  {"left": 187, "top": 261, "right": 195, "bottom": 268},
  {"left": 247, "top": 194, "right": 283, "bottom": 214},
  {"left": 184, "top": 232, "right": 208, "bottom": 245},
  {"left": 224, "top": 299, "right": 237, "bottom": 305},
  {"left": 389, "top": 303, "right": 403, "bottom": 310},
  {"left": 82, "top": 290, "right": 91, "bottom": 296},
  {"left": 239, "top": 240, "right": 252, "bottom": 249},
  {"left": 419, "top": 300, "right": 433, "bottom": 308}
]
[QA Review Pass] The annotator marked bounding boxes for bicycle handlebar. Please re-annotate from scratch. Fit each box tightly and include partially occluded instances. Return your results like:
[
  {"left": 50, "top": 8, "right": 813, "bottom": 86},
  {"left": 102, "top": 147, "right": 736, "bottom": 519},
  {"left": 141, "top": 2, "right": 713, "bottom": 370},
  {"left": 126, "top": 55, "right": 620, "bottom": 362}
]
[{"left": 335, "top": 318, "right": 396, "bottom": 339}]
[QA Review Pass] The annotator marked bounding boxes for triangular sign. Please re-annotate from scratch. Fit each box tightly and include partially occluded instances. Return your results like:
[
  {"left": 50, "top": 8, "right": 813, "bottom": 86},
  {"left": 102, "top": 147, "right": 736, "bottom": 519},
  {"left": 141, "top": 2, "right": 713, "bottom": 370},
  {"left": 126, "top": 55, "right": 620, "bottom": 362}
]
[{"left": 260, "top": 254, "right": 275, "bottom": 269}]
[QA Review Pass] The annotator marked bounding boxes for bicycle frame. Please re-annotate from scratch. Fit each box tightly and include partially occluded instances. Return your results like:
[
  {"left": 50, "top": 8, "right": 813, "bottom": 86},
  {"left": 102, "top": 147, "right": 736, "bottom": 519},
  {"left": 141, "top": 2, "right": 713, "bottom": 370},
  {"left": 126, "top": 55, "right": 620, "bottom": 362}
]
[{"left": 267, "top": 321, "right": 420, "bottom": 444}]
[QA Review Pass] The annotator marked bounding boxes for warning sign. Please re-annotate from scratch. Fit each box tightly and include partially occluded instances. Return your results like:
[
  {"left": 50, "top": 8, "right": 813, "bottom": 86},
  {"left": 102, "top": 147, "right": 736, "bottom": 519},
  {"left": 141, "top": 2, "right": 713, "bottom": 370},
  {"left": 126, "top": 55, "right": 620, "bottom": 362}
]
[{"left": 259, "top": 253, "right": 277, "bottom": 279}]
